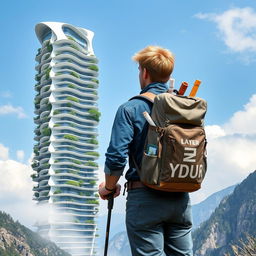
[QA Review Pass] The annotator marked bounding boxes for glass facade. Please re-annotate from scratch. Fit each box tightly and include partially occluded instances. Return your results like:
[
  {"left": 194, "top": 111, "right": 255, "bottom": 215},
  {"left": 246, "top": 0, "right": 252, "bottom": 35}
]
[{"left": 32, "top": 22, "right": 99, "bottom": 256}]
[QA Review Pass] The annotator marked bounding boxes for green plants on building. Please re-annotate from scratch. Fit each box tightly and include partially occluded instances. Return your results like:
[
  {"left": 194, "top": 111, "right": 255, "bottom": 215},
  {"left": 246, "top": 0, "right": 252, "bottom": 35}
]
[
  {"left": 68, "top": 83, "right": 76, "bottom": 89},
  {"left": 86, "top": 199, "right": 99, "bottom": 205},
  {"left": 42, "top": 127, "right": 51, "bottom": 136},
  {"left": 65, "top": 180, "right": 80, "bottom": 187},
  {"left": 72, "top": 159, "right": 82, "bottom": 165},
  {"left": 88, "top": 65, "right": 99, "bottom": 72},
  {"left": 70, "top": 44, "right": 80, "bottom": 51},
  {"left": 54, "top": 189, "right": 62, "bottom": 194},
  {"left": 66, "top": 96, "right": 79, "bottom": 103},
  {"left": 88, "top": 109, "right": 101, "bottom": 121},
  {"left": 86, "top": 161, "right": 98, "bottom": 168},
  {"left": 69, "top": 110, "right": 76, "bottom": 116},
  {"left": 86, "top": 151, "right": 100, "bottom": 157},
  {"left": 89, "top": 180, "right": 97, "bottom": 185},
  {"left": 87, "top": 138, "right": 98, "bottom": 145},
  {"left": 53, "top": 110, "right": 60, "bottom": 115},
  {"left": 67, "top": 35, "right": 76, "bottom": 42},
  {"left": 63, "top": 134, "right": 78, "bottom": 141},
  {"left": 70, "top": 71, "right": 80, "bottom": 79}
]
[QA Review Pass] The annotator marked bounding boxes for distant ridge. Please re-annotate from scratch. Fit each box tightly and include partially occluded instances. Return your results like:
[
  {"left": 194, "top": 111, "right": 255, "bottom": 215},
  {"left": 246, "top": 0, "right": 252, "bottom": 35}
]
[
  {"left": 193, "top": 170, "right": 256, "bottom": 256},
  {"left": 0, "top": 211, "right": 71, "bottom": 256},
  {"left": 192, "top": 184, "right": 236, "bottom": 229}
]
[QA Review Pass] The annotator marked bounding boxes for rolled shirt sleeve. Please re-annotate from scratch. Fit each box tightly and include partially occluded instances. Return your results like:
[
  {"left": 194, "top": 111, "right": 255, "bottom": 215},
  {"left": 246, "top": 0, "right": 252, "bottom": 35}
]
[{"left": 104, "top": 103, "right": 134, "bottom": 176}]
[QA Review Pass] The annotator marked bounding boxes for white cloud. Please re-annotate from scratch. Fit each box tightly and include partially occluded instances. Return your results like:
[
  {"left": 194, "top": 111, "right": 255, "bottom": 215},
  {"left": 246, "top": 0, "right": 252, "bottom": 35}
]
[
  {"left": 0, "top": 91, "right": 12, "bottom": 98},
  {"left": 0, "top": 144, "right": 41, "bottom": 229},
  {"left": 16, "top": 150, "right": 25, "bottom": 162},
  {"left": 195, "top": 7, "right": 256, "bottom": 53},
  {"left": 0, "top": 144, "right": 9, "bottom": 160},
  {"left": 223, "top": 94, "right": 256, "bottom": 135},
  {"left": 192, "top": 94, "right": 256, "bottom": 204},
  {"left": 0, "top": 104, "right": 27, "bottom": 119}
]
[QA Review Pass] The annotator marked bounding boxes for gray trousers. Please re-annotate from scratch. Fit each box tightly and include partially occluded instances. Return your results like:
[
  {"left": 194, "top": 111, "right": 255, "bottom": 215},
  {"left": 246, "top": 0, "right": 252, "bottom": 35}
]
[{"left": 126, "top": 187, "right": 193, "bottom": 256}]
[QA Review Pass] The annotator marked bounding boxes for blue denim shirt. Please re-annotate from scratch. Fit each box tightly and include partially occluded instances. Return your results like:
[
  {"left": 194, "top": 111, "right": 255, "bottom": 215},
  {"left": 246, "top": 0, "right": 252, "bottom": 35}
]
[{"left": 104, "top": 82, "right": 169, "bottom": 181}]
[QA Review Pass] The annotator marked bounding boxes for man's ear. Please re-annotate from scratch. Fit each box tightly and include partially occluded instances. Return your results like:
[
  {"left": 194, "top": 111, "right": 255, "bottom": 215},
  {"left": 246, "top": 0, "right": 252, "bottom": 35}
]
[{"left": 142, "top": 68, "right": 149, "bottom": 80}]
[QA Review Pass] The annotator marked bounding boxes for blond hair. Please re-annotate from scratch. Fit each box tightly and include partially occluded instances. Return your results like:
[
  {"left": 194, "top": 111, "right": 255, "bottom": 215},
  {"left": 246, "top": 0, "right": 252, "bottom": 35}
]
[{"left": 132, "top": 46, "right": 175, "bottom": 83}]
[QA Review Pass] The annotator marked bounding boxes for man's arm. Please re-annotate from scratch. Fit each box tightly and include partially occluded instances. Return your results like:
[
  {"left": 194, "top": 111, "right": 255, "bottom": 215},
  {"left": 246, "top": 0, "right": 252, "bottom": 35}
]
[
  {"left": 98, "top": 104, "right": 134, "bottom": 199},
  {"left": 98, "top": 174, "right": 121, "bottom": 200}
]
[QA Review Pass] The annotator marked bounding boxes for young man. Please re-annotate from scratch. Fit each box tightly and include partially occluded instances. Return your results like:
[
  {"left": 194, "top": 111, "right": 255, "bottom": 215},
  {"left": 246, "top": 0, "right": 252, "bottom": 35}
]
[{"left": 99, "top": 46, "right": 193, "bottom": 256}]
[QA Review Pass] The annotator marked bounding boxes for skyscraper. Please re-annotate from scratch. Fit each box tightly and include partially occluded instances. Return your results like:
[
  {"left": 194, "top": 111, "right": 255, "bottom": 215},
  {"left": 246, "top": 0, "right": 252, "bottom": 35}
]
[{"left": 31, "top": 22, "right": 99, "bottom": 256}]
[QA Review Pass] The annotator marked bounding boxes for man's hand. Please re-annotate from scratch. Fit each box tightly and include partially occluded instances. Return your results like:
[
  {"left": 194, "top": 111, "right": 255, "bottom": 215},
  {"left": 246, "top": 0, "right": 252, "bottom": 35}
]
[{"left": 98, "top": 182, "right": 121, "bottom": 200}]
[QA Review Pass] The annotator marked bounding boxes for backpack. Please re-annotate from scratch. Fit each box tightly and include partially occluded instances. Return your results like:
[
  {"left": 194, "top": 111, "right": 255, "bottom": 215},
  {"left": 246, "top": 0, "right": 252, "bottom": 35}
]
[{"left": 132, "top": 91, "right": 207, "bottom": 192}]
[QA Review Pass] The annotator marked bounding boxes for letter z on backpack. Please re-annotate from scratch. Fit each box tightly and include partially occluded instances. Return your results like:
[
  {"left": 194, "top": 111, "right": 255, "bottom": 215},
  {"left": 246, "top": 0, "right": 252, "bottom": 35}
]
[{"left": 133, "top": 92, "right": 207, "bottom": 192}]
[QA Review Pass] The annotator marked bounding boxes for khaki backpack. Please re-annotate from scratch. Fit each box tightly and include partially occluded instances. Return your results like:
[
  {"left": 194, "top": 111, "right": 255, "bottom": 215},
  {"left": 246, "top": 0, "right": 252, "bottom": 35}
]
[{"left": 133, "top": 92, "right": 207, "bottom": 192}]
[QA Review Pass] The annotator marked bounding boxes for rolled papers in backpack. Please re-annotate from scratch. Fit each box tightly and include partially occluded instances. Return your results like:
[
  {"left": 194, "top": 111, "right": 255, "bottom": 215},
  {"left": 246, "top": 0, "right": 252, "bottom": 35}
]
[
  {"left": 189, "top": 80, "right": 201, "bottom": 97},
  {"left": 178, "top": 81, "right": 189, "bottom": 95},
  {"left": 168, "top": 78, "right": 175, "bottom": 94},
  {"left": 143, "top": 112, "right": 156, "bottom": 126}
]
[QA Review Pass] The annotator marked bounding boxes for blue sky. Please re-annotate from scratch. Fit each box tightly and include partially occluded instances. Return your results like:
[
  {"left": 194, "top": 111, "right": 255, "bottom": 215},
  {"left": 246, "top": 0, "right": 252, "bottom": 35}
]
[{"left": 0, "top": 0, "right": 256, "bottom": 227}]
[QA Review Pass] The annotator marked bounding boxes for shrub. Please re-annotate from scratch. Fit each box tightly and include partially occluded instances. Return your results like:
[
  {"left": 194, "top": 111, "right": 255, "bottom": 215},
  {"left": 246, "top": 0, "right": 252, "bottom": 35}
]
[
  {"left": 53, "top": 110, "right": 60, "bottom": 115},
  {"left": 70, "top": 44, "right": 80, "bottom": 51},
  {"left": 63, "top": 134, "right": 78, "bottom": 141},
  {"left": 86, "top": 161, "right": 98, "bottom": 168},
  {"left": 66, "top": 180, "right": 80, "bottom": 186},
  {"left": 36, "top": 48, "right": 41, "bottom": 56},
  {"left": 54, "top": 124, "right": 60, "bottom": 127},
  {"left": 67, "top": 36, "right": 76, "bottom": 42},
  {"left": 46, "top": 41, "right": 52, "bottom": 52},
  {"left": 35, "top": 74, "right": 41, "bottom": 81},
  {"left": 33, "top": 146, "right": 39, "bottom": 155},
  {"left": 54, "top": 189, "right": 61, "bottom": 194},
  {"left": 86, "top": 200, "right": 99, "bottom": 205},
  {"left": 68, "top": 84, "right": 76, "bottom": 89},
  {"left": 55, "top": 72, "right": 62, "bottom": 76},
  {"left": 70, "top": 71, "right": 80, "bottom": 79},
  {"left": 45, "top": 67, "right": 51, "bottom": 80},
  {"left": 31, "top": 173, "right": 38, "bottom": 179},
  {"left": 88, "top": 109, "right": 101, "bottom": 121},
  {"left": 42, "top": 192, "right": 49, "bottom": 197},
  {"left": 89, "top": 58, "right": 98, "bottom": 64},
  {"left": 86, "top": 151, "right": 100, "bottom": 157},
  {"left": 42, "top": 128, "right": 51, "bottom": 136},
  {"left": 66, "top": 102, "right": 73, "bottom": 107},
  {"left": 89, "top": 180, "right": 97, "bottom": 185},
  {"left": 66, "top": 96, "right": 79, "bottom": 103},
  {"left": 87, "top": 138, "right": 98, "bottom": 145},
  {"left": 85, "top": 220, "right": 95, "bottom": 224},
  {"left": 46, "top": 104, "right": 52, "bottom": 111},
  {"left": 87, "top": 84, "right": 95, "bottom": 89},
  {"left": 88, "top": 65, "right": 99, "bottom": 72},
  {"left": 69, "top": 110, "right": 76, "bottom": 116},
  {"left": 34, "top": 98, "right": 40, "bottom": 105},
  {"left": 72, "top": 159, "right": 82, "bottom": 165},
  {"left": 91, "top": 78, "right": 99, "bottom": 84}
]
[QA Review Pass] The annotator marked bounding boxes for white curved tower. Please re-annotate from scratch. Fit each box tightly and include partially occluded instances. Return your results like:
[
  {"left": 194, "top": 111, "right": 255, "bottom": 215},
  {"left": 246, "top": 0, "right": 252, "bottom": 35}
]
[{"left": 31, "top": 22, "right": 99, "bottom": 256}]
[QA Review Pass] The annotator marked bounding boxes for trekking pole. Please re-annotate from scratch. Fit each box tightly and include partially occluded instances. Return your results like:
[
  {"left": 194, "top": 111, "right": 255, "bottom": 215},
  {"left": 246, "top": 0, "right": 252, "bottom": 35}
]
[{"left": 104, "top": 192, "right": 114, "bottom": 256}]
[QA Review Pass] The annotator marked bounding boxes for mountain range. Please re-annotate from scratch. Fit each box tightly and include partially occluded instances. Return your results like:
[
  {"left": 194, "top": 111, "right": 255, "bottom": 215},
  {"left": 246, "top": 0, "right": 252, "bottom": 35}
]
[
  {"left": 0, "top": 211, "right": 71, "bottom": 256},
  {"left": 193, "top": 170, "right": 256, "bottom": 255}
]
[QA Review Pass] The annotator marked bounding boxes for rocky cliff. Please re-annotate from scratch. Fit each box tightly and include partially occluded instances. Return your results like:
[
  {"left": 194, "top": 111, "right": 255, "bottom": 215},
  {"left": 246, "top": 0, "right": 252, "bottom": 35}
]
[
  {"left": 193, "top": 170, "right": 256, "bottom": 256},
  {"left": 0, "top": 211, "right": 70, "bottom": 256}
]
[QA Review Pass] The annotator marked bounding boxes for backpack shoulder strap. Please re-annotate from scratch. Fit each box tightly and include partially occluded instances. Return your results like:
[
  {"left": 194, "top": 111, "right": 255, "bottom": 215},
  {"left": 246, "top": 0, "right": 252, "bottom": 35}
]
[{"left": 130, "top": 92, "right": 156, "bottom": 103}]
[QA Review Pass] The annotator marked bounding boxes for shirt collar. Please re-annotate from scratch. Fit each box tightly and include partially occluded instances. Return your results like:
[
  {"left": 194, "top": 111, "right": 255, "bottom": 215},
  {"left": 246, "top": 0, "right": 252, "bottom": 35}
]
[{"left": 140, "top": 82, "right": 169, "bottom": 95}]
